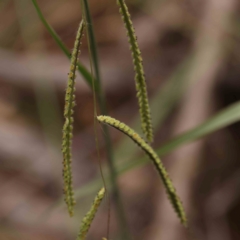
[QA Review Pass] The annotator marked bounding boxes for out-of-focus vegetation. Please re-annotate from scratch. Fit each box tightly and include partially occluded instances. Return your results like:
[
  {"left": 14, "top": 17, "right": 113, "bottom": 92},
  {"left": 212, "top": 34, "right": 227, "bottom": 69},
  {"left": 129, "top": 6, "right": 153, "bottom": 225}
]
[{"left": 1, "top": 0, "right": 240, "bottom": 240}]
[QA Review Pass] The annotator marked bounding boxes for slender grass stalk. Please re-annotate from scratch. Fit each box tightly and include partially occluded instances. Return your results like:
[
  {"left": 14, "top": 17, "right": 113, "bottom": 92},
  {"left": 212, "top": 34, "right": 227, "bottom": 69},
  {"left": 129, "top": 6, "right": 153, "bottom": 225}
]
[
  {"left": 80, "top": 0, "right": 131, "bottom": 239},
  {"left": 117, "top": 0, "right": 153, "bottom": 142},
  {"left": 81, "top": 1, "right": 110, "bottom": 235},
  {"left": 97, "top": 115, "right": 187, "bottom": 226},
  {"left": 62, "top": 20, "right": 85, "bottom": 217},
  {"left": 31, "top": 0, "right": 97, "bottom": 89},
  {"left": 76, "top": 188, "right": 105, "bottom": 240}
]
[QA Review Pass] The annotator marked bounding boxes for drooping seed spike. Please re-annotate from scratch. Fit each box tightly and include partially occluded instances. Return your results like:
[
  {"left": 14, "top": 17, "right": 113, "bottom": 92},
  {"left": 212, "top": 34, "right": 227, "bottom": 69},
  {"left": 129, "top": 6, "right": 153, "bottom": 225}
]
[
  {"left": 116, "top": 0, "right": 153, "bottom": 143},
  {"left": 62, "top": 19, "right": 85, "bottom": 217},
  {"left": 97, "top": 116, "right": 187, "bottom": 226},
  {"left": 76, "top": 188, "right": 105, "bottom": 240}
]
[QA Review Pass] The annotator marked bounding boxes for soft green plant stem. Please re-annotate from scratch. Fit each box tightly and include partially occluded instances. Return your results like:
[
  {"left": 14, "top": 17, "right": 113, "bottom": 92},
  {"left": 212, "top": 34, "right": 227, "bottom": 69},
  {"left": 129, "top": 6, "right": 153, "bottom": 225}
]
[
  {"left": 81, "top": 0, "right": 131, "bottom": 239},
  {"left": 31, "top": 0, "right": 97, "bottom": 89}
]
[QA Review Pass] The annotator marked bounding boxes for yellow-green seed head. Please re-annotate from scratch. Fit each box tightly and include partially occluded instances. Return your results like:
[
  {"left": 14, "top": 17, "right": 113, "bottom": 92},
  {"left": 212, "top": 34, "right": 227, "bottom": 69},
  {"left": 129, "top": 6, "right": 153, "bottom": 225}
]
[
  {"left": 62, "top": 20, "right": 85, "bottom": 217},
  {"left": 116, "top": 0, "right": 153, "bottom": 143},
  {"left": 76, "top": 188, "right": 105, "bottom": 240},
  {"left": 97, "top": 115, "right": 187, "bottom": 226}
]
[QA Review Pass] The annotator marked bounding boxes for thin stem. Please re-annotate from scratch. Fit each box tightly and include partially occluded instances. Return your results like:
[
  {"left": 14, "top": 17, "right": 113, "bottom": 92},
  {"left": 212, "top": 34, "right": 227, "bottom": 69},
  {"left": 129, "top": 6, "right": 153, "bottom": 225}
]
[{"left": 81, "top": 0, "right": 131, "bottom": 239}]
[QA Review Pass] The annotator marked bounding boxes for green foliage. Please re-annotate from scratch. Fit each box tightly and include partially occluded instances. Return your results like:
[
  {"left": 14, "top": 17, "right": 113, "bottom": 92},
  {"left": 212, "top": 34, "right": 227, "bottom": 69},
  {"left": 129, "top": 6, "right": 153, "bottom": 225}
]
[
  {"left": 77, "top": 188, "right": 105, "bottom": 240},
  {"left": 97, "top": 115, "right": 187, "bottom": 226},
  {"left": 62, "top": 20, "right": 85, "bottom": 217},
  {"left": 117, "top": 0, "right": 153, "bottom": 142}
]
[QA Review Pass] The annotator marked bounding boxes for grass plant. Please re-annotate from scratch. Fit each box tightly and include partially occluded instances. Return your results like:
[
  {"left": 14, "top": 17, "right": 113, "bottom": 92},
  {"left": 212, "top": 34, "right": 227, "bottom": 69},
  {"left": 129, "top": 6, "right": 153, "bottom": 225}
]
[{"left": 31, "top": 0, "right": 240, "bottom": 239}]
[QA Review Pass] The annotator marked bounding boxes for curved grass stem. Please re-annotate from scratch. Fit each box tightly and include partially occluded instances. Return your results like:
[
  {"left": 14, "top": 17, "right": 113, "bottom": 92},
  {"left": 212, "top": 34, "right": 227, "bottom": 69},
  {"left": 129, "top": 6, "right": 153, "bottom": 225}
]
[{"left": 81, "top": 0, "right": 131, "bottom": 239}]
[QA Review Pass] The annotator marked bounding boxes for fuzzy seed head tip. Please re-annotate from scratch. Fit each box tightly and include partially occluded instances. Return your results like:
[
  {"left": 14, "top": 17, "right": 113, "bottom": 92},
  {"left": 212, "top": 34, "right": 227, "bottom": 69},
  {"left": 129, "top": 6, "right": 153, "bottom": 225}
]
[
  {"left": 97, "top": 115, "right": 108, "bottom": 123},
  {"left": 99, "top": 187, "right": 105, "bottom": 196},
  {"left": 97, "top": 115, "right": 104, "bottom": 122}
]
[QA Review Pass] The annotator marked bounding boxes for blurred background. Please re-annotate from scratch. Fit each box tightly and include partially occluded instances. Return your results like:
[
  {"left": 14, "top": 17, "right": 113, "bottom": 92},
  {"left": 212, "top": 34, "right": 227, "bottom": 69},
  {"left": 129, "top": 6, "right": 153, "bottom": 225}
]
[{"left": 1, "top": 0, "right": 240, "bottom": 239}]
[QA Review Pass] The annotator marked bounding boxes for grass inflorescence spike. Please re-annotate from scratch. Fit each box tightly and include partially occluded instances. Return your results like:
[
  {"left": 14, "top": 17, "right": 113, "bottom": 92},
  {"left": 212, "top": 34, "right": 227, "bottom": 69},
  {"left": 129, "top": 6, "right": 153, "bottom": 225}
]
[
  {"left": 97, "top": 115, "right": 187, "bottom": 226},
  {"left": 116, "top": 0, "right": 153, "bottom": 143},
  {"left": 62, "top": 20, "right": 85, "bottom": 217},
  {"left": 77, "top": 188, "right": 105, "bottom": 240}
]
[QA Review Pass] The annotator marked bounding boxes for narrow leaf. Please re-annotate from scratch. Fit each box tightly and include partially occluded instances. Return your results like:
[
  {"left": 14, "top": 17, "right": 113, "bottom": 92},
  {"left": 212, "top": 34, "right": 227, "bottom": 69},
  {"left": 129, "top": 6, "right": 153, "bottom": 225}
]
[{"left": 119, "top": 101, "right": 240, "bottom": 173}]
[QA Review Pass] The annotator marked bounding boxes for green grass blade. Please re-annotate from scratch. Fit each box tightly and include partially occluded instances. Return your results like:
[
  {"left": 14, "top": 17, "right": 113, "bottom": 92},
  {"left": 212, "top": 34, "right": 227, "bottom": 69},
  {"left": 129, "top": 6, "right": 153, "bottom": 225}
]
[
  {"left": 74, "top": 101, "right": 240, "bottom": 201},
  {"left": 31, "top": 0, "right": 95, "bottom": 89},
  {"left": 119, "top": 100, "right": 240, "bottom": 172}
]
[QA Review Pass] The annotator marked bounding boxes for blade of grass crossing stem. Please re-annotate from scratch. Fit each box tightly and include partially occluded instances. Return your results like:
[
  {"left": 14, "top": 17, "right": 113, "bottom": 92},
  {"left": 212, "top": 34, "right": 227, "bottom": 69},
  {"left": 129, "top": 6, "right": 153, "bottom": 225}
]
[
  {"left": 80, "top": 0, "right": 131, "bottom": 239},
  {"left": 118, "top": 100, "right": 240, "bottom": 172},
  {"left": 73, "top": 101, "right": 240, "bottom": 201},
  {"left": 31, "top": 0, "right": 95, "bottom": 89}
]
